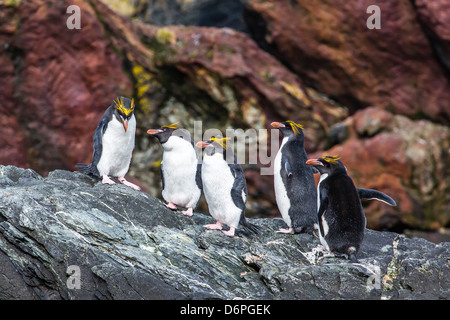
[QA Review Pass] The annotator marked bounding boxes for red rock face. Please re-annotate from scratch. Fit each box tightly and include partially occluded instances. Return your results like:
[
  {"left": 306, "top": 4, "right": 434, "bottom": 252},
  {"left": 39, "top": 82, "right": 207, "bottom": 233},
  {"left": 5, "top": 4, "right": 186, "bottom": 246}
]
[
  {"left": 242, "top": 0, "right": 450, "bottom": 123},
  {"left": 0, "top": 0, "right": 132, "bottom": 173},
  {"left": 415, "top": 0, "right": 450, "bottom": 72}
]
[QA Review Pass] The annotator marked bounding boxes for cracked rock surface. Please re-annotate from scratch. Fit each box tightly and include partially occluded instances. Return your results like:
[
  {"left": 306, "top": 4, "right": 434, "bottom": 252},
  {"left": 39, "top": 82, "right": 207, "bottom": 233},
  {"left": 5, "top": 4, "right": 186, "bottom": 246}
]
[{"left": 0, "top": 165, "right": 448, "bottom": 300}]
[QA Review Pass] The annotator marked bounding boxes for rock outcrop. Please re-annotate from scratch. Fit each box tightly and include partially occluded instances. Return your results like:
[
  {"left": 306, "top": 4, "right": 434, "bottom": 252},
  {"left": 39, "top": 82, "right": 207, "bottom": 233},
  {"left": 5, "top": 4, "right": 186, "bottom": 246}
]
[
  {"left": 0, "top": 0, "right": 449, "bottom": 235},
  {"left": 241, "top": 0, "right": 450, "bottom": 124},
  {"left": 0, "top": 166, "right": 448, "bottom": 300}
]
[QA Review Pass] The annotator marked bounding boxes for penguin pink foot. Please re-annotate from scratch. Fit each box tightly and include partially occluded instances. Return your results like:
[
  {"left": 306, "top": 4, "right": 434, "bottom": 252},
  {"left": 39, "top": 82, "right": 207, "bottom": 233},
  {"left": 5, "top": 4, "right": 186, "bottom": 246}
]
[
  {"left": 118, "top": 177, "right": 141, "bottom": 190},
  {"left": 181, "top": 207, "right": 193, "bottom": 216},
  {"left": 204, "top": 221, "right": 223, "bottom": 230},
  {"left": 277, "top": 227, "right": 293, "bottom": 234},
  {"left": 102, "top": 174, "right": 116, "bottom": 185},
  {"left": 222, "top": 227, "right": 236, "bottom": 237},
  {"left": 165, "top": 202, "right": 177, "bottom": 210}
]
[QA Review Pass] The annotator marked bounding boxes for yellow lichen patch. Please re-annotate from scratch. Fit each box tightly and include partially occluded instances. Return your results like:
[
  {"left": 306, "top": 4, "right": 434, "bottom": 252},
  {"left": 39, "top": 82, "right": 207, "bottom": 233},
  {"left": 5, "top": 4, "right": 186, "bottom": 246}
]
[
  {"left": 279, "top": 80, "right": 311, "bottom": 106},
  {"left": 131, "top": 63, "right": 157, "bottom": 114},
  {"left": 156, "top": 27, "right": 177, "bottom": 45},
  {"left": 98, "top": 0, "right": 137, "bottom": 17},
  {"left": 0, "top": 0, "right": 22, "bottom": 6}
]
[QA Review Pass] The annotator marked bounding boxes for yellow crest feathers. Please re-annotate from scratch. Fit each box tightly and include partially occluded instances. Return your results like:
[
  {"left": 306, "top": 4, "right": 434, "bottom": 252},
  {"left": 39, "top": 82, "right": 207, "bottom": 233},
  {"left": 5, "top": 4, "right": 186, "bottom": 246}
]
[
  {"left": 322, "top": 155, "right": 341, "bottom": 164},
  {"left": 211, "top": 136, "right": 230, "bottom": 149},
  {"left": 162, "top": 122, "right": 180, "bottom": 129},
  {"left": 114, "top": 97, "right": 135, "bottom": 116},
  {"left": 286, "top": 120, "right": 304, "bottom": 135}
]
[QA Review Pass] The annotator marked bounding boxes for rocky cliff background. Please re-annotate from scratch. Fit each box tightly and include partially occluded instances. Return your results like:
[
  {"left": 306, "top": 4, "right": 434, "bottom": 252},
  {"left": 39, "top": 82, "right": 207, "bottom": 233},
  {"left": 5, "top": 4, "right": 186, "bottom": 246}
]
[{"left": 0, "top": 0, "right": 449, "bottom": 241}]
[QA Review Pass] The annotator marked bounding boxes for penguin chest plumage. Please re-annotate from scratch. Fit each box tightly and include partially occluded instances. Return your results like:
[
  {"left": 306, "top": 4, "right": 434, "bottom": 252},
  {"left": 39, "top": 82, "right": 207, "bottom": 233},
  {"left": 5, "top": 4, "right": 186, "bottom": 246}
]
[
  {"left": 273, "top": 137, "right": 292, "bottom": 226},
  {"left": 161, "top": 136, "right": 201, "bottom": 208},
  {"left": 202, "top": 153, "right": 243, "bottom": 228},
  {"left": 96, "top": 115, "right": 136, "bottom": 178},
  {"left": 317, "top": 173, "right": 330, "bottom": 250}
]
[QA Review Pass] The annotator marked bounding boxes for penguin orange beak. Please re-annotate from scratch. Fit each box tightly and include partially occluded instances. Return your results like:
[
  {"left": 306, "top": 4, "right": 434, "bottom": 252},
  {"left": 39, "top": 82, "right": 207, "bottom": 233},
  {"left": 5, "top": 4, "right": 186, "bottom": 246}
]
[
  {"left": 306, "top": 159, "right": 323, "bottom": 166},
  {"left": 195, "top": 141, "right": 210, "bottom": 148},
  {"left": 147, "top": 129, "right": 163, "bottom": 135},
  {"left": 120, "top": 116, "right": 128, "bottom": 132},
  {"left": 271, "top": 122, "right": 285, "bottom": 128}
]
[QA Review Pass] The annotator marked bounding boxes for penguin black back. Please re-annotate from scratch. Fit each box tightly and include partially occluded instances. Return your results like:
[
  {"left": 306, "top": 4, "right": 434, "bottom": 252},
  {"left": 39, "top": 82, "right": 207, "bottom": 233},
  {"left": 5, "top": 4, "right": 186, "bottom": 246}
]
[
  {"left": 271, "top": 121, "right": 317, "bottom": 234},
  {"left": 306, "top": 156, "right": 365, "bottom": 262}
]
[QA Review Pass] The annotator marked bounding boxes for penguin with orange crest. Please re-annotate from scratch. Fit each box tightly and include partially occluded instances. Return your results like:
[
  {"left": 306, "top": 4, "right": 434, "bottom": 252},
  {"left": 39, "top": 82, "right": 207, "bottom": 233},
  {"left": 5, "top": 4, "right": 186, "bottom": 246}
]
[
  {"left": 76, "top": 96, "right": 140, "bottom": 190},
  {"left": 195, "top": 136, "right": 260, "bottom": 237},
  {"left": 147, "top": 122, "right": 202, "bottom": 216},
  {"left": 271, "top": 120, "right": 318, "bottom": 234},
  {"left": 306, "top": 155, "right": 396, "bottom": 262}
]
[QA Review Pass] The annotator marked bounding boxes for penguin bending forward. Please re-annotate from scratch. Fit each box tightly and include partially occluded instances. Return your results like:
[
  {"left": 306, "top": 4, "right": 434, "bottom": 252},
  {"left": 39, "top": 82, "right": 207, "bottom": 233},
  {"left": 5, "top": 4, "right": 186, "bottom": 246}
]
[
  {"left": 306, "top": 155, "right": 396, "bottom": 262},
  {"left": 147, "top": 123, "right": 202, "bottom": 216},
  {"left": 271, "top": 121, "right": 317, "bottom": 234},
  {"left": 195, "top": 136, "right": 260, "bottom": 237},
  {"left": 76, "top": 97, "right": 140, "bottom": 190}
]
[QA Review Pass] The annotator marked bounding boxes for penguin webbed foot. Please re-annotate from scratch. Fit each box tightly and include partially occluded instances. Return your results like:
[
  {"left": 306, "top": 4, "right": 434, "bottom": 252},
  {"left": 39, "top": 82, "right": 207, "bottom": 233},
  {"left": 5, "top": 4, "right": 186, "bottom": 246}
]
[
  {"left": 181, "top": 207, "right": 194, "bottom": 216},
  {"left": 222, "top": 227, "right": 236, "bottom": 237},
  {"left": 165, "top": 202, "right": 178, "bottom": 210},
  {"left": 203, "top": 221, "right": 223, "bottom": 230},
  {"left": 277, "top": 227, "right": 293, "bottom": 234},
  {"left": 102, "top": 174, "right": 116, "bottom": 185},
  {"left": 118, "top": 177, "right": 141, "bottom": 190}
]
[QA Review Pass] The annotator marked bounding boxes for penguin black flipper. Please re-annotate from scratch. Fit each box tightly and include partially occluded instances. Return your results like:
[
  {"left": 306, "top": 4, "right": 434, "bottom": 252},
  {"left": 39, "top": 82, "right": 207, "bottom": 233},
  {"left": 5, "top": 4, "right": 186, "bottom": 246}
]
[
  {"left": 357, "top": 188, "right": 397, "bottom": 206},
  {"left": 229, "top": 163, "right": 246, "bottom": 211},
  {"left": 75, "top": 107, "right": 111, "bottom": 178},
  {"left": 283, "top": 158, "right": 293, "bottom": 177},
  {"left": 91, "top": 114, "right": 109, "bottom": 168},
  {"left": 195, "top": 163, "right": 202, "bottom": 190},
  {"left": 228, "top": 162, "right": 261, "bottom": 236},
  {"left": 160, "top": 162, "right": 165, "bottom": 190}
]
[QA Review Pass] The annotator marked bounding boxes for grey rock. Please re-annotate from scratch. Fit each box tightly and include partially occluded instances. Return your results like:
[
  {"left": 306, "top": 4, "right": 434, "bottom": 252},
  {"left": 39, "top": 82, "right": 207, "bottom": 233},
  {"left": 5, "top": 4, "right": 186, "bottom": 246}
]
[{"left": 0, "top": 165, "right": 448, "bottom": 300}]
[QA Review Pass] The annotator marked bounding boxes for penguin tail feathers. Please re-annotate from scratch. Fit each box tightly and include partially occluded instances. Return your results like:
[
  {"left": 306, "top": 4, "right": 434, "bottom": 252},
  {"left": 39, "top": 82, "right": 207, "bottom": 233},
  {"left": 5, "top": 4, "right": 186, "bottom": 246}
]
[
  {"left": 239, "top": 220, "right": 262, "bottom": 237},
  {"left": 75, "top": 163, "right": 100, "bottom": 178}
]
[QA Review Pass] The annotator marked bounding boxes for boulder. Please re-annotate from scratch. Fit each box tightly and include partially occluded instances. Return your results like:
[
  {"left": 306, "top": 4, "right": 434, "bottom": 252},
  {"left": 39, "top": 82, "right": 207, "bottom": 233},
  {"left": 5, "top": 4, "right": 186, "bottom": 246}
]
[{"left": 0, "top": 165, "right": 448, "bottom": 300}]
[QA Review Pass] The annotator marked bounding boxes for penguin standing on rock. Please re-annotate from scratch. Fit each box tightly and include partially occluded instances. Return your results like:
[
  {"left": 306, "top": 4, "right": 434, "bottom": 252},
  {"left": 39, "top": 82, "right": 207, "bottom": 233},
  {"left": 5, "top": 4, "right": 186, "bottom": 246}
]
[
  {"left": 195, "top": 136, "right": 260, "bottom": 237},
  {"left": 306, "top": 155, "right": 396, "bottom": 262},
  {"left": 76, "top": 97, "right": 140, "bottom": 190},
  {"left": 271, "top": 121, "right": 317, "bottom": 234},
  {"left": 147, "top": 123, "right": 202, "bottom": 216}
]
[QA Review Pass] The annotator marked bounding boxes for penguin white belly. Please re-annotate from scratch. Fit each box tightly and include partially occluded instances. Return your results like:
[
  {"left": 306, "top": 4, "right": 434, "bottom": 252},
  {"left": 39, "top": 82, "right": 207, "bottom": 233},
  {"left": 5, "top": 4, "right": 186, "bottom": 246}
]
[
  {"left": 273, "top": 138, "right": 291, "bottom": 227},
  {"left": 161, "top": 137, "right": 200, "bottom": 208},
  {"left": 97, "top": 116, "right": 136, "bottom": 178},
  {"left": 317, "top": 173, "right": 330, "bottom": 250},
  {"left": 202, "top": 153, "right": 242, "bottom": 228}
]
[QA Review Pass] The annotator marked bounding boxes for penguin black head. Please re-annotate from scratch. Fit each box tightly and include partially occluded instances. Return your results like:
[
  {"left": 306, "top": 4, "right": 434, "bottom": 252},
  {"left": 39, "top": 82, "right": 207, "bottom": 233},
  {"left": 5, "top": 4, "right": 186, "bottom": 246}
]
[
  {"left": 147, "top": 122, "right": 191, "bottom": 144},
  {"left": 195, "top": 135, "right": 231, "bottom": 155},
  {"left": 271, "top": 120, "right": 304, "bottom": 138},
  {"left": 306, "top": 155, "right": 346, "bottom": 175},
  {"left": 113, "top": 96, "right": 135, "bottom": 132}
]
